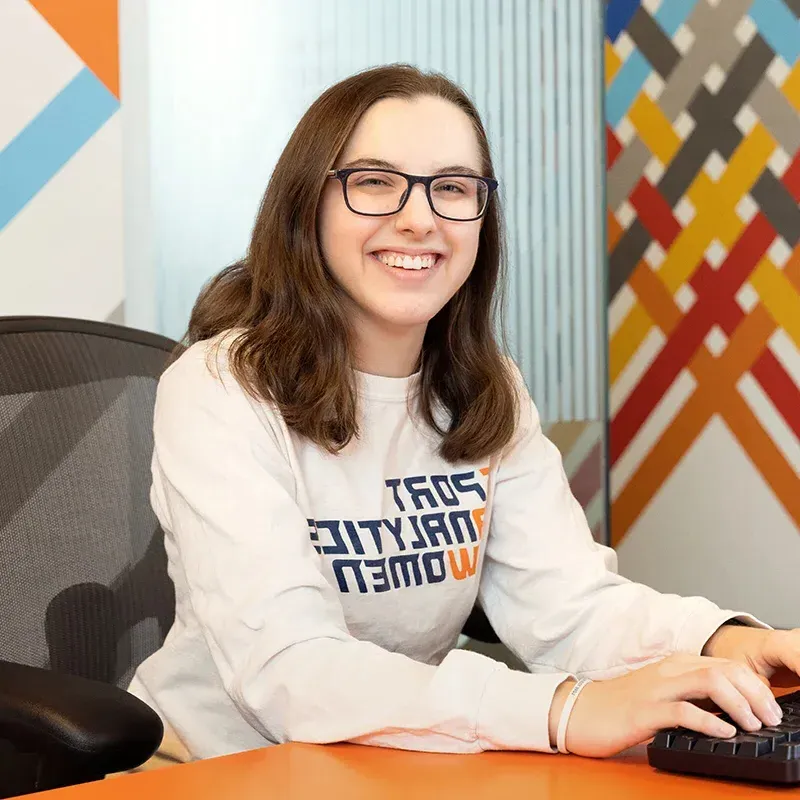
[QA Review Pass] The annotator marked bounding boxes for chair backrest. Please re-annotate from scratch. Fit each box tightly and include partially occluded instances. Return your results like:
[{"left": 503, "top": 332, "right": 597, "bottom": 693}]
[{"left": 0, "top": 317, "right": 179, "bottom": 689}]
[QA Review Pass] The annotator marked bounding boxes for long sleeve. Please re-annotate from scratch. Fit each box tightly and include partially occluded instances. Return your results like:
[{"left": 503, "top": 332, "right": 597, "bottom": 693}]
[
  {"left": 478, "top": 376, "right": 766, "bottom": 681},
  {"left": 148, "top": 346, "right": 572, "bottom": 755}
]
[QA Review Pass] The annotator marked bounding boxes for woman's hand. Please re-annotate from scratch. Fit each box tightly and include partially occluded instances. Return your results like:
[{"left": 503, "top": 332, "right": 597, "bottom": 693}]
[
  {"left": 549, "top": 653, "right": 785, "bottom": 758},
  {"left": 703, "top": 624, "right": 800, "bottom": 685}
]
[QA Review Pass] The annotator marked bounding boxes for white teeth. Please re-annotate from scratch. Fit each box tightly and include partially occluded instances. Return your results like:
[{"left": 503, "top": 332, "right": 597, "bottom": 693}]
[{"left": 376, "top": 252, "right": 438, "bottom": 270}]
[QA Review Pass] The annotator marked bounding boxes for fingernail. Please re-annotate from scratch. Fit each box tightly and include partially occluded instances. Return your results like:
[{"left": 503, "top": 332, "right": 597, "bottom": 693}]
[
  {"left": 772, "top": 702, "right": 783, "bottom": 719},
  {"left": 769, "top": 709, "right": 783, "bottom": 727},
  {"left": 748, "top": 713, "right": 762, "bottom": 730},
  {"left": 717, "top": 722, "right": 736, "bottom": 738}
]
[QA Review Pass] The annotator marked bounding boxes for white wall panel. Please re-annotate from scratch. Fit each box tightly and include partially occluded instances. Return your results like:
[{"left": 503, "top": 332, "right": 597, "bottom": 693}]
[{"left": 123, "top": 0, "right": 605, "bottom": 423}]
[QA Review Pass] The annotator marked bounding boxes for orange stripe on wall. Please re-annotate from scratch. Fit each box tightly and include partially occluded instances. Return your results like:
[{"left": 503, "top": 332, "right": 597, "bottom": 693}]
[
  {"left": 608, "top": 209, "right": 623, "bottom": 251},
  {"left": 721, "top": 392, "right": 800, "bottom": 528},
  {"left": 611, "top": 308, "right": 777, "bottom": 543},
  {"left": 611, "top": 385, "right": 710, "bottom": 545},
  {"left": 692, "top": 307, "right": 776, "bottom": 380},
  {"left": 28, "top": 0, "right": 119, "bottom": 98},
  {"left": 627, "top": 262, "right": 682, "bottom": 335}
]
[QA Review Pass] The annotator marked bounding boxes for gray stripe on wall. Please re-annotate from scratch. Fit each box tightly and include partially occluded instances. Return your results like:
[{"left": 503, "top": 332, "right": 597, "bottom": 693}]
[
  {"left": 302, "top": 0, "right": 604, "bottom": 422},
  {"left": 106, "top": 301, "right": 125, "bottom": 325}
]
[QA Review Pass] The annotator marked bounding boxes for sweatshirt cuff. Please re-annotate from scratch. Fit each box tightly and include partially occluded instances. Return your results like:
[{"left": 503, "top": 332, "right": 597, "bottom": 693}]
[
  {"left": 475, "top": 666, "right": 571, "bottom": 753},
  {"left": 675, "top": 607, "right": 772, "bottom": 656}
]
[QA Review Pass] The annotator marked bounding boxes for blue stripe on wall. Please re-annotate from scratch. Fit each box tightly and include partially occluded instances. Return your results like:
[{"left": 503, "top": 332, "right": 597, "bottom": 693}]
[
  {"left": 748, "top": 0, "right": 800, "bottom": 65},
  {"left": 654, "top": 0, "right": 700, "bottom": 37},
  {"left": 606, "top": 0, "right": 641, "bottom": 42},
  {"left": 606, "top": 49, "right": 652, "bottom": 127},
  {"left": 0, "top": 67, "right": 119, "bottom": 233}
]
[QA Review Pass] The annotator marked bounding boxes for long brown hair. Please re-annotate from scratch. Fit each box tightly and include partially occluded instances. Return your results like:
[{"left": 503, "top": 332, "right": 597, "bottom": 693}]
[{"left": 188, "top": 64, "right": 519, "bottom": 464}]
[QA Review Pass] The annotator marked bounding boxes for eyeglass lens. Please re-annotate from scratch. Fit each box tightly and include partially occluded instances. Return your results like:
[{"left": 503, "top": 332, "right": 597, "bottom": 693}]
[{"left": 344, "top": 171, "right": 489, "bottom": 220}]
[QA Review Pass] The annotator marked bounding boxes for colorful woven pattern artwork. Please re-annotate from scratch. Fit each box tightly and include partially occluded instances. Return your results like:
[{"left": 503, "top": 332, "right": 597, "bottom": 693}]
[
  {"left": 0, "top": 0, "right": 119, "bottom": 233},
  {"left": 606, "top": 0, "right": 800, "bottom": 545}
]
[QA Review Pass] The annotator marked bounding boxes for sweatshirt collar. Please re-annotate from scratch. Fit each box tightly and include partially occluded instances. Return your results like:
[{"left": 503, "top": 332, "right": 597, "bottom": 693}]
[{"left": 356, "top": 369, "right": 421, "bottom": 402}]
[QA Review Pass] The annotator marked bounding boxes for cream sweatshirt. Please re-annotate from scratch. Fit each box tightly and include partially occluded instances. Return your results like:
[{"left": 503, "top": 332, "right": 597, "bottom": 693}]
[{"left": 128, "top": 332, "right": 755, "bottom": 759}]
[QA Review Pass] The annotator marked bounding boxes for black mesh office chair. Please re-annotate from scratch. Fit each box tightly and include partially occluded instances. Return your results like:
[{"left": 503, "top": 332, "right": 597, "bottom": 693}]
[
  {"left": 0, "top": 315, "right": 500, "bottom": 797},
  {"left": 0, "top": 317, "right": 176, "bottom": 797}
]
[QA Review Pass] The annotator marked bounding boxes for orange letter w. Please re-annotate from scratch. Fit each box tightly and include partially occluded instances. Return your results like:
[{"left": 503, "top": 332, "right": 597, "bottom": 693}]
[{"left": 448, "top": 545, "right": 480, "bottom": 580}]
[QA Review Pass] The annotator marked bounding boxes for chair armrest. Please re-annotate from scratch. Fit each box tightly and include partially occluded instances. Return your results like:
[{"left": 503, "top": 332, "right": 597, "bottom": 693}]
[{"left": 0, "top": 659, "right": 163, "bottom": 775}]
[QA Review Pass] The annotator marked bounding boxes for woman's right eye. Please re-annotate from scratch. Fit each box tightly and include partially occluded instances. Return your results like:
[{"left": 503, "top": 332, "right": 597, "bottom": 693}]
[{"left": 354, "top": 175, "right": 391, "bottom": 188}]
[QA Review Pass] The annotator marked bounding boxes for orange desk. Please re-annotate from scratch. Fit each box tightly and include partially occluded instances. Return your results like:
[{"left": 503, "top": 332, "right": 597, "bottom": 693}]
[
  {"left": 30, "top": 683, "right": 800, "bottom": 799},
  {"left": 32, "top": 740, "right": 800, "bottom": 800}
]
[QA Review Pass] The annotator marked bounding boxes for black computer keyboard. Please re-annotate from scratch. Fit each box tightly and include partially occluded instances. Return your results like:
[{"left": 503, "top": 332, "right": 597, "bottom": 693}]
[{"left": 648, "top": 690, "right": 800, "bottom": 784}]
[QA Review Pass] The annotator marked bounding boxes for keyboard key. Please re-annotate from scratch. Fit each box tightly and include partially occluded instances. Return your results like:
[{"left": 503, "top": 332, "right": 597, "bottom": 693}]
[
  {"left": 760, "top": 727, "right": 790, "bottom": 746},
  {"left": 693, "top": 738, "right": 719, "bottom": 754},
  {"left": 774, "top": 743, "right": 800, "bottom": 761},
  {"left": 735, "top": 736, "right": 771, "bottom": 758},
  {"left": 673, "top": 734, "right": 698, "bottom": 751},
  {"left": 651, "top": 730, "right": 677, "bottom": 749},
  {"left": 714, "top": 739, "right": 739, "bottom": 756}
]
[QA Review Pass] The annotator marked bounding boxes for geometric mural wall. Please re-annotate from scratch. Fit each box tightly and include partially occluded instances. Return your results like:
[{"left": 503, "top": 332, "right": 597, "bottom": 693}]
[
  {"left": 0, "top": 0, "right": 123, "bottom": 323},
  {"left": 0, "top": 1, "right": 609, "bottom": 548},
  {"left": 547, "top": 421, "right": 606, "bottom": 542},
  {"left": 606, "top": 0, "right": 800, "bottom": 547}
]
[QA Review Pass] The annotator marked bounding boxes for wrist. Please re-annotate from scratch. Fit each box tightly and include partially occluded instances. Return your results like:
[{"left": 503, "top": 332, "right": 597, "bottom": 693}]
[
  {"left": 548, "top": 678, "right": 576, "bottom": 749},
  {"left": 702, "top": 621, "right": 759, "bottom": 658}
]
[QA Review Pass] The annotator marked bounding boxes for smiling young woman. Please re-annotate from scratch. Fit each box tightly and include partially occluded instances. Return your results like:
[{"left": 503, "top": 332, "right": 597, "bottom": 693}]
[
  {"left": 185, "top": 69, "right": 514, "bottom": 465},
  {"left": 126, "top": 64, "right": 800, "bottom": 770}
]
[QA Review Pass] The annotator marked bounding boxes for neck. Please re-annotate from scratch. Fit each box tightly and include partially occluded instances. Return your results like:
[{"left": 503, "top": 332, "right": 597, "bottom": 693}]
[{"left": 352, "top": 315, "right": 426, "bottom": 378}]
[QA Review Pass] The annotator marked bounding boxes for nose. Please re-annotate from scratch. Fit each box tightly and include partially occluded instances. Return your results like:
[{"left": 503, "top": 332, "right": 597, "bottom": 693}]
[{"left": 394, "top": 182, "right": 436, "bottom": 237}]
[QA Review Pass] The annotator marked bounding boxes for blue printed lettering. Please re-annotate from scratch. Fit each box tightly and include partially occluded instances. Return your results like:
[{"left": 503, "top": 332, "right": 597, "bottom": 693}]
[
  {"left": 448, "top": 509, "right": 478, "bottom": 543},
  {"left": 403, "top": 475, "right": 439, "bottom": 510},
  {"left": 342, "top": 520, "right": 365, "bottom": 555},
  {"left": 383, "top": 517, "right": 405, "bottom": 551},
  {"left": 452, "top": 471, "right": 486, "bottom": 503},
  {"left": 408, "top": 515, "right": 429, "bottom": 549},
  {"left": 430, "top": 474, "right": 459, "bottom": 506},
  {"left": 308, "top": 519, "right": 322, "bottom": 554},
  {"left": 420, "top": 512, "right": 452, "bottom": 546},
  {"left": 422, "top": 551, "right": 447, "bottom": 583},
  {"left": 317, "top": 520, "right": 348, "bottom": 555},
  {"left": 364, "top": 558, "right": 391, "bottom": 592},
  {"left": 385, "top": 478, "right": 405, "bottom": 512},
  {"left": 358, "top": 520, "right": 383, "bottom": 554},
  {"left": 388, "top": 553, "right": 423, "bottom": 588},
  {"left": 332, "top": 559, "right": 367, "bottom": 593}
]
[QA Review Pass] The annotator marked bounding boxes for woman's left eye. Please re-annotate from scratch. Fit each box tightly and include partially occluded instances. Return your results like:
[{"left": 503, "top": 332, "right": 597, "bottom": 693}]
[{"left": 437, "top": 182, "right": 465, "bottom": 194}]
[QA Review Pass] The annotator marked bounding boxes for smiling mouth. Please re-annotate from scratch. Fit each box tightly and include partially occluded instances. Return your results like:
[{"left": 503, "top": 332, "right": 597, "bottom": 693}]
[{"left": 371, "top": 251, "right": 442, "bottom": 271}]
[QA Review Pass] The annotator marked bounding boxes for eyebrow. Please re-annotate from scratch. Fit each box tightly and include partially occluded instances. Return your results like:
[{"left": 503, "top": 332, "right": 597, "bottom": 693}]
[{"left": 340, "top": 157, "right": 483, "bottom": 177}]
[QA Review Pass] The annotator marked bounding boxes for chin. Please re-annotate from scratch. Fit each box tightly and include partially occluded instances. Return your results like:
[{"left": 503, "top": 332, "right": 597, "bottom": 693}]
[{"left": 374, "top": 307, "right": 440, "bottom": 329}]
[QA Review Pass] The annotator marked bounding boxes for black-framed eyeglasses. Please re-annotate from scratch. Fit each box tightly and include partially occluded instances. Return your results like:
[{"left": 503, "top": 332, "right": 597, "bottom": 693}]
[{"left": 327, "top": 168, "right": 498, "bottom": 222}]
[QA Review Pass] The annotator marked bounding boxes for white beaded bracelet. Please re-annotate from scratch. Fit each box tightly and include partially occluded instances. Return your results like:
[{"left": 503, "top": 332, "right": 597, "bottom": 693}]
[{"left": 556, "top": 677, "right": 592, "bottom": 754}]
